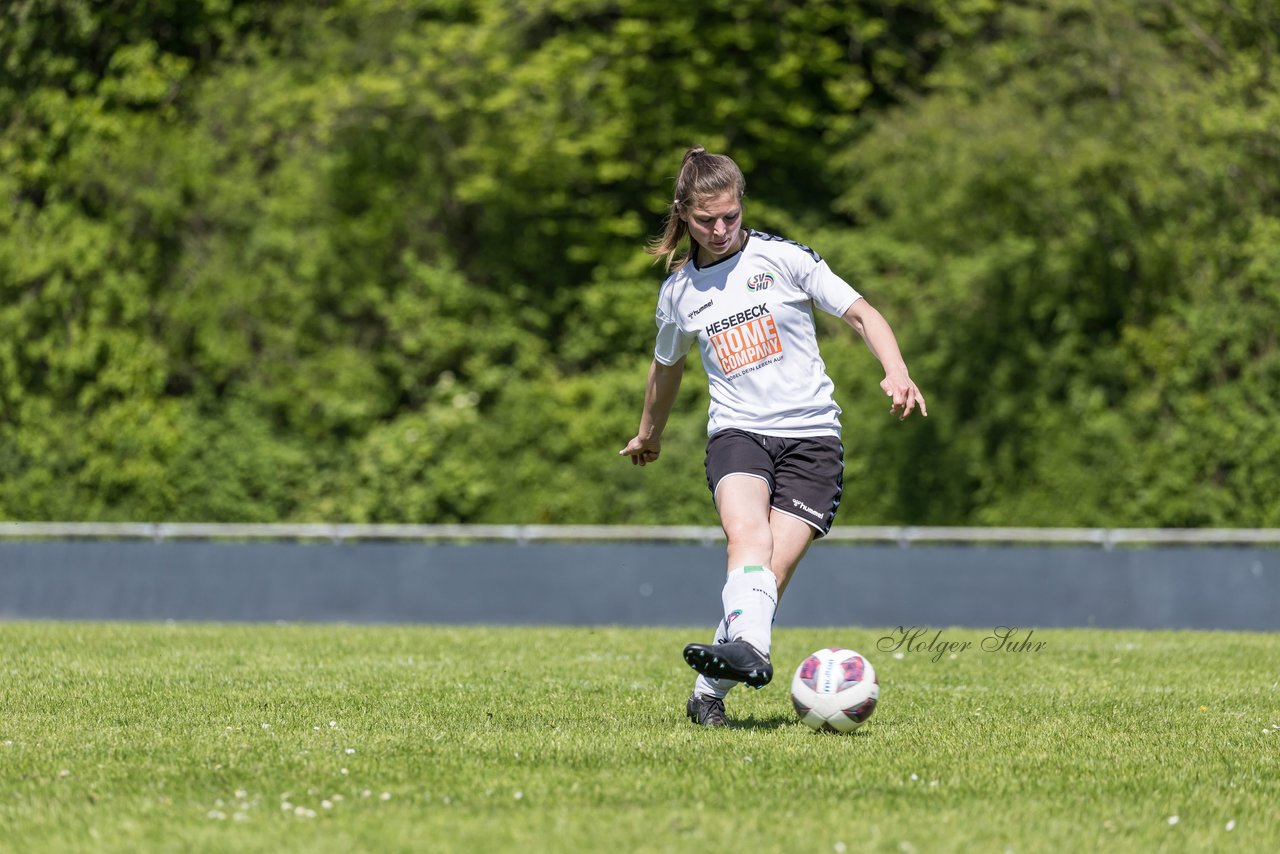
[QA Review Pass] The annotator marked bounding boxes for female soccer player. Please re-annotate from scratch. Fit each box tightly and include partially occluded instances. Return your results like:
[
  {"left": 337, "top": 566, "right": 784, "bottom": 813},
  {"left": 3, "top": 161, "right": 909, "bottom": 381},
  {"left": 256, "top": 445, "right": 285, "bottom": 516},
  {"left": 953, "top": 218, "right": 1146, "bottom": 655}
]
[{"left": 619, "top": 146, "right": 927, "bottom": 727}]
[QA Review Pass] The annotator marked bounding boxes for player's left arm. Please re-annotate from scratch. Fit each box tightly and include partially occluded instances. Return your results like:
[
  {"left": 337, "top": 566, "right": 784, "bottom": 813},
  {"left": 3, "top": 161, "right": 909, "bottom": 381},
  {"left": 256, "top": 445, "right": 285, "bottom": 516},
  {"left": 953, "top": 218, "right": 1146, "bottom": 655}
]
[{"left": 841, "top": 298, "right": 928, "bottom": 420}]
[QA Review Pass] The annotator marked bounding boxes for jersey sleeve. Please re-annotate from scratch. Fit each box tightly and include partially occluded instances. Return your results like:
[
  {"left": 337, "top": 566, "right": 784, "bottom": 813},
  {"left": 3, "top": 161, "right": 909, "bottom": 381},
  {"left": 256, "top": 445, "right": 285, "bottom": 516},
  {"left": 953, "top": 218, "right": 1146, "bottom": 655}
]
[
  {"left": 653, "top": 285, "right": 696, "bottom": 365},
  {"left": 802, "top": 259, "right": 862, "bottom": 317}
]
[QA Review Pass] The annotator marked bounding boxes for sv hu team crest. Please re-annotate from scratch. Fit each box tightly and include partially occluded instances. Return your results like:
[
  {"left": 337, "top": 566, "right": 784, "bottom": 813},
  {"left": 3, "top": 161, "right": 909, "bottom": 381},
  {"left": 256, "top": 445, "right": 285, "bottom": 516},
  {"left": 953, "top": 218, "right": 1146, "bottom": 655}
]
[{"left": 747, "top": 272, "right": 775, "bottom": 291}]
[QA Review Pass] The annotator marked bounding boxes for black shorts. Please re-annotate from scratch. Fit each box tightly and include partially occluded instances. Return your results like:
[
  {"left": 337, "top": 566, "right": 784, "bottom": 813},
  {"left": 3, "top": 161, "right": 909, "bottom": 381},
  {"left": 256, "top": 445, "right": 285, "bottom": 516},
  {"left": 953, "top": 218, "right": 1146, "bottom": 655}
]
[{"left": 704, "top": 428, "right": 845, "bottom": 537}]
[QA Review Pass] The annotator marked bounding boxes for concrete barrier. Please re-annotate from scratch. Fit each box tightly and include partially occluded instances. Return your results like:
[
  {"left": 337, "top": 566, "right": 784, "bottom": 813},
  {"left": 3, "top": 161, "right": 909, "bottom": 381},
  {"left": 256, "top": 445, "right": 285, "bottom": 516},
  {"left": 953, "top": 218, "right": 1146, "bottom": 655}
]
[{"left": 2, "top": 539, "right": 1276, "bottom": 630}]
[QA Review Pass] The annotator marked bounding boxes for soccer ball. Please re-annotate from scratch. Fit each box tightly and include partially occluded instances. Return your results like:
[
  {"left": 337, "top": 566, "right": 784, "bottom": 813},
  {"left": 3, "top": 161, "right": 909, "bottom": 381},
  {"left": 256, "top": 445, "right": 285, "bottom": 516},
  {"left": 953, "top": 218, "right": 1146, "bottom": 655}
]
[{"left": 790, "top": 647, "right": 879, "bottom": 733}]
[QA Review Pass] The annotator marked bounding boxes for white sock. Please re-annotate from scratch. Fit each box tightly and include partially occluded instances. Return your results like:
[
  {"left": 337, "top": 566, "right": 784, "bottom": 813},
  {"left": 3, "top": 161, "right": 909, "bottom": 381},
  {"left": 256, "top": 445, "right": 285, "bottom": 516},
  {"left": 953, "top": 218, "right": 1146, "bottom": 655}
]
[
  {"left": 721, "top": 565, "right": 778, "bottom": 655},
  {"left": 693, "top": 618, "right": 735, "bottom": 699}
]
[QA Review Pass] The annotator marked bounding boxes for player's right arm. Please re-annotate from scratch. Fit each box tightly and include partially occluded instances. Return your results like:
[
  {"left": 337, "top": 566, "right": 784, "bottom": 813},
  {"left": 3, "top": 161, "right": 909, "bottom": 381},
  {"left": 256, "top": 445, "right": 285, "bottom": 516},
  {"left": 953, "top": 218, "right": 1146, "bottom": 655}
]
[{"left": 619, "top": 356, "right": 687, "bottom": 466}]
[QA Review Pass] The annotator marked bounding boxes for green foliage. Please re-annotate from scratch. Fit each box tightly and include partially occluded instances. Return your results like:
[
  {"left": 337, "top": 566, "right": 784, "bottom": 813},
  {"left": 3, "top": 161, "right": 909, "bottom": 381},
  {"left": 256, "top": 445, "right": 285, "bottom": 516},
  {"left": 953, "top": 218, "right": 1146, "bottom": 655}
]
[
  {"left": 829, "top": 0, "right": 1280, "bottom": 525},
  {"left": 1, "top": 0, "right": 1276, "bottom": 524}
]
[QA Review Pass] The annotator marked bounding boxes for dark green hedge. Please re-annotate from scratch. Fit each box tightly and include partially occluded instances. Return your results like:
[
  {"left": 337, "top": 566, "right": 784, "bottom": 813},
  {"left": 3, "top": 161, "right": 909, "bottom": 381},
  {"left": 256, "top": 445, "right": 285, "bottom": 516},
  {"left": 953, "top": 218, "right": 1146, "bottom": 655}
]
[{"left": 2, "top": 0, "right": 1277, "bottom": 525}]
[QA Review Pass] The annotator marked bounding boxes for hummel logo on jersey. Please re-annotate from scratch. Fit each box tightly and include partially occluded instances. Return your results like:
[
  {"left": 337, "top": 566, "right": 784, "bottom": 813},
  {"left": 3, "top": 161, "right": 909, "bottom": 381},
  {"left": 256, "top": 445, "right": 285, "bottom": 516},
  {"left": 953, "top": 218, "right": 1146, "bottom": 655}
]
[
  {"left": 687, "top": 299, "right": 714, "bottom": 319},
  {"left": 747, "top": 272, "right": 775, "bottom": 291}
]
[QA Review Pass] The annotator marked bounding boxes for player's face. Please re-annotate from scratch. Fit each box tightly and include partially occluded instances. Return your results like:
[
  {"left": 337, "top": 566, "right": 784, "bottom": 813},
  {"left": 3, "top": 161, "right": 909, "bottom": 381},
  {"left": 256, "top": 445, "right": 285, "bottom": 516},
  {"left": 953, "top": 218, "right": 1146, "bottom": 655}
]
[{"left": 683, "top": 191, "right": 743, "bottom": 265}]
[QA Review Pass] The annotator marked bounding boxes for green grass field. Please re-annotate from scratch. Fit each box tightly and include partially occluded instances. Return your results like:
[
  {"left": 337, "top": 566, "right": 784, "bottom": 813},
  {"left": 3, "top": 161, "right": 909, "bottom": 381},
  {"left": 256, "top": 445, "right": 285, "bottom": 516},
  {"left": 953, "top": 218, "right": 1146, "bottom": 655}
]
[{"left": 1, "top": 622, "right": 1276, "bottom": 853}]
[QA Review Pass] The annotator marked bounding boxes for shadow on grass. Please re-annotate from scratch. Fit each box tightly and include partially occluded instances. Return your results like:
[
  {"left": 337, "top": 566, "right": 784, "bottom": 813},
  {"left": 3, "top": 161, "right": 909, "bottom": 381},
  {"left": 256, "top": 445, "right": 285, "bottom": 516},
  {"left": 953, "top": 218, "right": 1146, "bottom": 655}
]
[
  {"left": 729, "top": 714, "right": 875, "bottom": 735},
  {"left": 728, "top": 714, "right": 800, "bottom": 731}
]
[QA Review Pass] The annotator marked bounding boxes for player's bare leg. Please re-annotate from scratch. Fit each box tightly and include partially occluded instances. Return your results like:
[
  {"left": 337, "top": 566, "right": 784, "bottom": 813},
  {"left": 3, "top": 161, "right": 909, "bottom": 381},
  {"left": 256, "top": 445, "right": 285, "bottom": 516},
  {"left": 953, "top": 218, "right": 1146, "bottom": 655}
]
[
  {"left": 715, "top": 474, "right": 773, "bottom": 568},
  {"left": 767, "top": 510, "right": 816, "bottom": 598}
]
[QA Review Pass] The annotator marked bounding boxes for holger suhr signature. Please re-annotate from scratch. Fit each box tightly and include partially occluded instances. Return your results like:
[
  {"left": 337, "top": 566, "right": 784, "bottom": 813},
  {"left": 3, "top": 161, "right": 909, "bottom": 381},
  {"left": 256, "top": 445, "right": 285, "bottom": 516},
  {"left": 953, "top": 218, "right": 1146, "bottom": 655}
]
[{"left": 877, "top": 626, "right": 1047, "bottom": 663}]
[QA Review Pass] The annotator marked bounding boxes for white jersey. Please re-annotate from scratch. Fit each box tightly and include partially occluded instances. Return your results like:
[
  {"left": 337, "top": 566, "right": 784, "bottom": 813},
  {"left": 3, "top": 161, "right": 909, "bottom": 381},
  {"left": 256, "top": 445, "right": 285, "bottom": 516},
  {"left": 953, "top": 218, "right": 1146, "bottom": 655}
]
[{"left": 653, "top": 230, "right": 862, "bottom": 438}]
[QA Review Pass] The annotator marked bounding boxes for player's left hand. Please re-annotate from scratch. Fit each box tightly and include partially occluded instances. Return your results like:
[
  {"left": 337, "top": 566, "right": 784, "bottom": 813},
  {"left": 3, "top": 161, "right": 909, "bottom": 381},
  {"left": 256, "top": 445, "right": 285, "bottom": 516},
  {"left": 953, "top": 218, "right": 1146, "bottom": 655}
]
[{"left": 881, "top": 373, "right": 927, "bottom": 420}]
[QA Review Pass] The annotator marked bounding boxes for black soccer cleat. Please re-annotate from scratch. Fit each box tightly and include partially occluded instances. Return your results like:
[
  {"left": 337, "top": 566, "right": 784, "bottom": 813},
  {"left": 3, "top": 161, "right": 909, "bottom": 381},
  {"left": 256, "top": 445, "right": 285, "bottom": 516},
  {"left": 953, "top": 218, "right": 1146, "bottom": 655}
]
[
  {"left": 683, "top": 639, "right": 774, "bottom": 688},
  {"left": 686, "top": 693, "right": 728, "bottom": 728}
]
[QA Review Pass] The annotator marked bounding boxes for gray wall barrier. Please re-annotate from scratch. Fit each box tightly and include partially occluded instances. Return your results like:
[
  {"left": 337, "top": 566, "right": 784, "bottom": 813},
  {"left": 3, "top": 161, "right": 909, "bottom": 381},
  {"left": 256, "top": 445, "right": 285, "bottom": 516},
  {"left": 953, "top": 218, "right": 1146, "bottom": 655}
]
[{"left": 1, "top": 525, "right": 1277, "bottom": 630}]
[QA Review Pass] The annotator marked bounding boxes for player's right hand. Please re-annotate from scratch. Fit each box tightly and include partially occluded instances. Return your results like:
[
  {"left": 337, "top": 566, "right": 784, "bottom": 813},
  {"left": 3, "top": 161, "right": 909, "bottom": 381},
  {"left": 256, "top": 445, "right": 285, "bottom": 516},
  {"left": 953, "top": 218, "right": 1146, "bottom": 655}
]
[{"left": 619, "top": 435, "right": 661, "bottom": 466}]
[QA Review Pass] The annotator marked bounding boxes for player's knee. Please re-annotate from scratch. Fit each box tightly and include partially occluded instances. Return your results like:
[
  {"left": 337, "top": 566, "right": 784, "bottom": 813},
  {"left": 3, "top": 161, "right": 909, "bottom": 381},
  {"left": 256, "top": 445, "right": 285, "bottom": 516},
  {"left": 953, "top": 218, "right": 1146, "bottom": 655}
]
[{"left": 725, "top": 523, "right": 772, "bottom": 556}]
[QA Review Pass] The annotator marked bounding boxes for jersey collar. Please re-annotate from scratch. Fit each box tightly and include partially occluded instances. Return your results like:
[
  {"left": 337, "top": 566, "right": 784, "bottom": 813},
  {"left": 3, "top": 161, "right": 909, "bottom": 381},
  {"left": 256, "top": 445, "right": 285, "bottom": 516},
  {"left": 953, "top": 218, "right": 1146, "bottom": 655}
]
[{"left": 692, "top": 230, "right": 750, "bottom": 271}]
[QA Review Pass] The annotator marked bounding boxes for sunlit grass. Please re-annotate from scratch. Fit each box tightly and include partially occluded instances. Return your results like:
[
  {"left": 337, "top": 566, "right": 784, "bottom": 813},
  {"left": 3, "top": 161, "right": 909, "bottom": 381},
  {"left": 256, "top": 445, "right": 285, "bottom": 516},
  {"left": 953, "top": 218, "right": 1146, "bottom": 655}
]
[{"left": 0, "top": 623, "right": 1276, "bottom": 852}]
